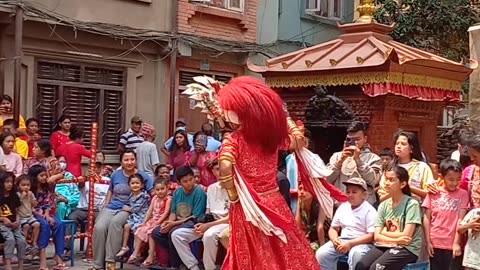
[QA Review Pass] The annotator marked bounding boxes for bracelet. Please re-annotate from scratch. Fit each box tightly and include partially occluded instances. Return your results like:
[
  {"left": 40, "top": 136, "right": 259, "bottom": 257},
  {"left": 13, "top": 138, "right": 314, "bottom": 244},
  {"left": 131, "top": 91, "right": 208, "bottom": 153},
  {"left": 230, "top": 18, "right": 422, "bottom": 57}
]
[
  {"left": 219, "top": 174, "right": 233, "bottom": 180},
  {"left": 219, "top": 154, "right": 235, "bottom": 164},
  {"left": 219, "top": 177, "right": 234, "bottom": 183}
]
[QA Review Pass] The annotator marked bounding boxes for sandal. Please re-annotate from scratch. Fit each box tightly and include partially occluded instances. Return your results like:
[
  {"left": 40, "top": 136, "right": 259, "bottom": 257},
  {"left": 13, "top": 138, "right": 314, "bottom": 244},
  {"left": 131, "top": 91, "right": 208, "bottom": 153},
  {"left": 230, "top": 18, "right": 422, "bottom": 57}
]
[
  {"left": 53, "top": 263, "right": 69, "bottom": 270},
  {"left": 115, "top": 246, "right": 129, "bottom": 258},
  {"left": 140, "top": 259, "right": 155, "bottom": 268},
  {"left": 126, "top": 255, "right": 138, "bottom": 264}
]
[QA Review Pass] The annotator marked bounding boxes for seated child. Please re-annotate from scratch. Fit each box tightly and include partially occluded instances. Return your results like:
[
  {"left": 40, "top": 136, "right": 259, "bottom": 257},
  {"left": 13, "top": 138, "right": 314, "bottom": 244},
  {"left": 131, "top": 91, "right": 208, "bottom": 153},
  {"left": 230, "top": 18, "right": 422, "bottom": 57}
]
[
  {"left": 192, "top": 167, "right": 207, "bottom": 192},
  {"left": 0, "top": 172, "right": 27, "bottom": 270},
  {"left": 54, "top": 156, "right": 80, "bottom": 219},
  {"left": 16, "top": 174, "right": 40, "bottom": 254},
  {"left": 116, "top": 173, "right": 149, "bottom": 261},
  {"left": 132, "top": 178, "right": 172, "bottom": 266}
]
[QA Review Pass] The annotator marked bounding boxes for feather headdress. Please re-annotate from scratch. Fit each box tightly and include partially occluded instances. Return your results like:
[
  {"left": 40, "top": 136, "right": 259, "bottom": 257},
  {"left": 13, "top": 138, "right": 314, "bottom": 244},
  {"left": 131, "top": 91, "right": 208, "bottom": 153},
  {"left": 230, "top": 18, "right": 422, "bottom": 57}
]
[{"left": 182, "top": 76, "right": 225, "bottom": 120}]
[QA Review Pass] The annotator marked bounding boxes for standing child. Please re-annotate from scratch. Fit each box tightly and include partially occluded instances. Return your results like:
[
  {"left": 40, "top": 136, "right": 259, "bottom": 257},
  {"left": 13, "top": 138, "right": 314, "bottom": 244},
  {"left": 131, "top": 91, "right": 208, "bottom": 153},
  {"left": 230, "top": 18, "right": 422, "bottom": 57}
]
[
  {"left": 0, "top": 171, "right": 26, "bottom": 270},
  {"left": 458, "top": 207, "right": 480, "bottom": 270},
  {"left": 116, "top": 173, "right": 149, "bottom": 261},
  {"left": 132, "top": 178, "right": 172, "bottom": 266},
  {"left": 423, "top": 159, "right": 470, "bottom": 270},
  {"left": 16, "top": 174, "right": 40, "bottom": 254}
]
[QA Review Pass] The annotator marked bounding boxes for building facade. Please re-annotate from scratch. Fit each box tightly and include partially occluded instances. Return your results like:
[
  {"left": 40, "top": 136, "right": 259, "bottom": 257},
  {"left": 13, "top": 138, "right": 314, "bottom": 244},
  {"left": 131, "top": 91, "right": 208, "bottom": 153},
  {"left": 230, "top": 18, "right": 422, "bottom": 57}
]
[
  {"left": 174, "top": 0, "right": 261, "bottom": 132},
  {"left": 0, "top": 0, "right": 173, "bottom": 160}
]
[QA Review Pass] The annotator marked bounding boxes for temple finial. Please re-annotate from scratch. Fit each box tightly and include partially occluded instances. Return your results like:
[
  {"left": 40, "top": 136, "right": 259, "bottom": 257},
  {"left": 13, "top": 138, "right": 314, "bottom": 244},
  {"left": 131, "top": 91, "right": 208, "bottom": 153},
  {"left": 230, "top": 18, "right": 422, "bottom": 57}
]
[{"left": 355, "top": 0, "right": 378, "bottom": 23}]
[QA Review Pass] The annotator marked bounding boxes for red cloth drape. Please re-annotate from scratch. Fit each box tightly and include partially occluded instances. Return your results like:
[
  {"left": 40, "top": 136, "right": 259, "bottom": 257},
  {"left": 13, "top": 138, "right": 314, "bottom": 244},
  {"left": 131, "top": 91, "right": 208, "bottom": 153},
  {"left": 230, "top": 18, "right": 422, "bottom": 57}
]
[{"left": 362, "top": 83, "right": 460, "bottom": 101}]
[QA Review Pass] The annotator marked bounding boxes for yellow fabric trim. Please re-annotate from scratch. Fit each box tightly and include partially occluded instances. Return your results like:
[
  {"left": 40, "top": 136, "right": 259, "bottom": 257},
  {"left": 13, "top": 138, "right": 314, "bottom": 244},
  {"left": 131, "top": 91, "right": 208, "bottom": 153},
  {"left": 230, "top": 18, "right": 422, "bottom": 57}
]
[{"left": 264, "top": 72, "right": 462, "bottom": 91}]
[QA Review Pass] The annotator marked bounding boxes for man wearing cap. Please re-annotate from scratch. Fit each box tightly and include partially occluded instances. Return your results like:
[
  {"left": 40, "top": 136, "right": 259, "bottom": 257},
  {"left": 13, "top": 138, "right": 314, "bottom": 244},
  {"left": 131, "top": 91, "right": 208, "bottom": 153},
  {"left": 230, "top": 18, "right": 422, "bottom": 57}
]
[
  {"left": 118, "top": 116, "right": 144, "bottom": 153},
  {"left": 136, "top": 123, "right": 160, "bottom": 180},
  {"left": 316, "top": 177, "right": 377, "bottom": 270},
  {"left": 161, "top": 117, "right": 194, "bottom": 156}
]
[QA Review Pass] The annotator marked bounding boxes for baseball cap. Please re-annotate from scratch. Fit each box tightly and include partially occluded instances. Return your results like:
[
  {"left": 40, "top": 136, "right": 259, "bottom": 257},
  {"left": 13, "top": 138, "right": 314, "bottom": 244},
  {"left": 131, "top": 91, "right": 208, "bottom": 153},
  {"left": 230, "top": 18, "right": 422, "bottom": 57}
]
[
  {"left": 343, "top": 177, "right": 368, "bottom": 191},
  {"left": 141, "top": 123, "right": 156, "bottom": 137},
  {"left": 175, "top": 117, "right": 187, "bottom": 126},
  {"left": 131, "top": 116, "right": 143, "bottom": 123}
]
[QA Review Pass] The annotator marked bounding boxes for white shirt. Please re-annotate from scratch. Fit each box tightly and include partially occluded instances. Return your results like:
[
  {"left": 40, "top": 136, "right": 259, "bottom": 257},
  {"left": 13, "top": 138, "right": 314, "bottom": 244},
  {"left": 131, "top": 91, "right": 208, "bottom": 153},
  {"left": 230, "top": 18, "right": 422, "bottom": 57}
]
[
  {"left": 331, "top": 200, "right": 377, "bottom": 238},
  {"left": 451, "top": 150, "right": 460, "bottom": 162},
  {"left": 206, "top": 182, "right": 229, "bottom": 220},
  {"left": 77, "top": 177, "right": 110, "bottom": 209},
  {"left": 0, "top": 147, "right": 6, "bottom": 167}
]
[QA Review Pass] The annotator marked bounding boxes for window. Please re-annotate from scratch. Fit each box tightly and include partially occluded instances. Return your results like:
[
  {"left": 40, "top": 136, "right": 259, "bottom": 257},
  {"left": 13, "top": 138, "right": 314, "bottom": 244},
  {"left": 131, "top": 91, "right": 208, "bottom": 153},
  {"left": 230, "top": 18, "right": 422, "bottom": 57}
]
[
  {"left": 306, "top": 0, "right": 342, "bottom": 20},
  {"left": 190, "top": 0, "right": 245, "bottom": 12},
  {"left": 35, "top": 60, "right": 125, "bottom": 152},
  {"left": 178, "top": 70, "right": 233, "bottom": 133}
]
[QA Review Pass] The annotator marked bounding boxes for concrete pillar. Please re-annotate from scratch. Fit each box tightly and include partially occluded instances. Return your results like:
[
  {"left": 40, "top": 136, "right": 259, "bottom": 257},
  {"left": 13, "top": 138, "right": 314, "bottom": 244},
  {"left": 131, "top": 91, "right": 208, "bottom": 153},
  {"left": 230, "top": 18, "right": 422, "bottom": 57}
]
[{"left": 469, "top": 24, "right": 480, "bottom": 131}]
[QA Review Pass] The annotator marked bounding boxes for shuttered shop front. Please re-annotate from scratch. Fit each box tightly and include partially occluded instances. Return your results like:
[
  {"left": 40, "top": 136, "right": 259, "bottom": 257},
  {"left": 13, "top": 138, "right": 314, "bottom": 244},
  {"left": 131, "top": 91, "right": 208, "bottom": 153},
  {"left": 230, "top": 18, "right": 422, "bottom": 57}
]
[{"left": 35, "top": 60, "right": 126, "bottom": 152}]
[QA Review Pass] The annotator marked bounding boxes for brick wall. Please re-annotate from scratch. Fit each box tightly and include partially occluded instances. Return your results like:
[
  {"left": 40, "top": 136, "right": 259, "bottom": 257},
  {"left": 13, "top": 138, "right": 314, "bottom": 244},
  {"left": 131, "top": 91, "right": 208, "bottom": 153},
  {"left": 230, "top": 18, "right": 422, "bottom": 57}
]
[
  {"left": 367, "top": 96, "right": 444, "bottom": 163},
  {"left": 178, "top": 0, "right": 257, "bottom": 43}
]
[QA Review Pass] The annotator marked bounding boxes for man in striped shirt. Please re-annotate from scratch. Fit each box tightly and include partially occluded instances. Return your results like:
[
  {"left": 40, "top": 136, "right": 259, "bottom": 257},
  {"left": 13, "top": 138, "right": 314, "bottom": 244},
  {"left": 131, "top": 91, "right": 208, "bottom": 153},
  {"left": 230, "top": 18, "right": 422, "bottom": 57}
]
[{"left": 117, "top": 116, "right": 144, "bottom": 153}]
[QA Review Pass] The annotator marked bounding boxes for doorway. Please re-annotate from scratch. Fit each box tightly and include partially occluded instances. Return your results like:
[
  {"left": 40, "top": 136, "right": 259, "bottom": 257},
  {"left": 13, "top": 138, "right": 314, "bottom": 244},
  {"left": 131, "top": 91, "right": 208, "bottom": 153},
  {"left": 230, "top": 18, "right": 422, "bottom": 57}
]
[{"left": 308, "top": 127, "right": 347, "bottom": 162}]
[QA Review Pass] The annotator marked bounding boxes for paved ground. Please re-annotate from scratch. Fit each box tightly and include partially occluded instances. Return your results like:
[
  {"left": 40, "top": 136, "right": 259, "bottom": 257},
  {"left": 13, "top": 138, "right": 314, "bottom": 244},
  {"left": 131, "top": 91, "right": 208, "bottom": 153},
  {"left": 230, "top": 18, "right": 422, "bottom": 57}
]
[{"left": 9, "top": 239, "right": 144, "bottom": 270}]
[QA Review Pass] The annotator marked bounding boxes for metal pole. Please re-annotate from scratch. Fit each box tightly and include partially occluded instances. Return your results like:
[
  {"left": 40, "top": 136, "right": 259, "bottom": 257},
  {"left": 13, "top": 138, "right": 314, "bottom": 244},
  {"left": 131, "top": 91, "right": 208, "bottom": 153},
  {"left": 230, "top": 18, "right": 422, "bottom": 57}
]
[
  {"left": 168, "top": 0, "right": 179, "bottom": 135},
  {"left": 13, "top": 6, "right": 23, "bottom": 122}
]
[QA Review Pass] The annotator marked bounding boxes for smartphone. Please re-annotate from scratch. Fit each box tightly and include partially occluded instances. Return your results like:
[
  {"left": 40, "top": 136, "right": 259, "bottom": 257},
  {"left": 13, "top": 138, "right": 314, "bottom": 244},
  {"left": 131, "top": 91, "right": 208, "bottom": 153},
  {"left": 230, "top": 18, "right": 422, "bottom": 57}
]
[{"left": 345, "top": 136, "right": 357, "bottom": 147}]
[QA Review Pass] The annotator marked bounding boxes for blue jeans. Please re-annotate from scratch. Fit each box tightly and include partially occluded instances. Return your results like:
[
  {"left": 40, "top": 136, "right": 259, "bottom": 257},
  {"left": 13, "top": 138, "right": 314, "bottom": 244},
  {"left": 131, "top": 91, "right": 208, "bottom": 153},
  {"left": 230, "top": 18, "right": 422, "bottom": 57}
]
[
  {"left": 36, "top": 216, "right": 65, "bottom": 256},
  {"left": 315, "top": 238, "right": 373, "bottom": 270}
]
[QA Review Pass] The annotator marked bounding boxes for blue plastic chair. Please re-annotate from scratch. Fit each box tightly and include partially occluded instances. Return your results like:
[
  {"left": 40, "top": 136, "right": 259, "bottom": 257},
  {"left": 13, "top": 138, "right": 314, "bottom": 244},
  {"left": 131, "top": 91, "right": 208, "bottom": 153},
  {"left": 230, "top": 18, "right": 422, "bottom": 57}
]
[{"left": 61, "top": 219, "right": 77, "bottom": 266}]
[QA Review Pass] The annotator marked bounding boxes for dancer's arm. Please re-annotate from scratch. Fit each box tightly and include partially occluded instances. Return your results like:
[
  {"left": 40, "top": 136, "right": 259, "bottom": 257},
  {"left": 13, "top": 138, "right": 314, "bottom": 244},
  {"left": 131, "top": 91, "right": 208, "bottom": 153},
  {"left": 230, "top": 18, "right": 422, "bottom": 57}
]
[{"left": 219, "top": 136, "right": 238, "bottom": 202}]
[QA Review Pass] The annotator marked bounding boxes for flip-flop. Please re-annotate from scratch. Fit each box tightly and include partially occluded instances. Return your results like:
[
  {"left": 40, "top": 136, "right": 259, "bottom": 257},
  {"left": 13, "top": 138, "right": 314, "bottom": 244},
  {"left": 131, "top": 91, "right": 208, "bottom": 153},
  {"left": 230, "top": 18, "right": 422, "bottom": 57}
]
[
  {"left": 126, "top": 255, "right": 139, "bottom": 264},
  {"left": 140, "top": 260, "right": 155, "bottom": 268},
  {"left": 52, "top": 263, "right": 69, "bottom": 270}
]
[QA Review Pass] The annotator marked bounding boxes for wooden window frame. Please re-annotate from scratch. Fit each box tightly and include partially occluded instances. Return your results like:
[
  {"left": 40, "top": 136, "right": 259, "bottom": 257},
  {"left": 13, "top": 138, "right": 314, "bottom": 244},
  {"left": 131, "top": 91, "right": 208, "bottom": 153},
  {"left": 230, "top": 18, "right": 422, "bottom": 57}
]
[
  {"left": 33, "top": 59, "right": 127, "bottom": 153},
  {"left": 305, "top": 0, "right": 343, "bottom": 20}
]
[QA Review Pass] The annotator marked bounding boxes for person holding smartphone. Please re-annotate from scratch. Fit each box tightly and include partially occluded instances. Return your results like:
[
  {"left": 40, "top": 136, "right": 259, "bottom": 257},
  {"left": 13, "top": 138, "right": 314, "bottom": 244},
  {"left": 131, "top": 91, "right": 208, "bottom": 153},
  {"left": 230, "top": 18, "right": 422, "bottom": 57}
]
[
  {"left": 185, "top": 131, "right": 217, "bottom": 187},
  {"left": 327, "top": 121, "right": 382, "bottom": 205}
]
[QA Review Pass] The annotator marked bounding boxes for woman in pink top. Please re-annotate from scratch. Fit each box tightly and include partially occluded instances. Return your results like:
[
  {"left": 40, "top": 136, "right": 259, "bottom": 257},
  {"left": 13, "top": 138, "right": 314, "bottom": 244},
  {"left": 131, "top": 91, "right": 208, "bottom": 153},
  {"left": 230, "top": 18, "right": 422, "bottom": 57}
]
[
  {"left": 185, "top": 131, "right": 217, "bottom": 187},
  {"left": 166, "top": 130, "right": 190, "bottom": 173},
  {"left": 0, "top": 131, "right": 22, "bottom": 176},
  {"left": 49, "top": 115, "right": 71, "bottom": 154},
  {"left": 55, "top": 127, "right": 90, "bottom": 177}
]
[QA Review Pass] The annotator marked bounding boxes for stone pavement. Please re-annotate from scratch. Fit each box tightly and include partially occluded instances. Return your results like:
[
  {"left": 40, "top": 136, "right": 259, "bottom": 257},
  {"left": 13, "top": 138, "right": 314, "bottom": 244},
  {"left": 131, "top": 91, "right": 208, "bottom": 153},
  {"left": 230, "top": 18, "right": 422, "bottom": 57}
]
[{"left": 18, "top": 239, "right": 143, "bottom": 270}]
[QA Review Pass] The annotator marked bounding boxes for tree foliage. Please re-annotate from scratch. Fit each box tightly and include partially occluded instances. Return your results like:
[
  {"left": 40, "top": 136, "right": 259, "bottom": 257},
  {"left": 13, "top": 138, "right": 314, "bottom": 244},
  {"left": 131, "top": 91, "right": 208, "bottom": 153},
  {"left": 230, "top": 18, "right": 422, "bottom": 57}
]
[{"left": 374, "top": 0, "right": 477, "bottom": 62}]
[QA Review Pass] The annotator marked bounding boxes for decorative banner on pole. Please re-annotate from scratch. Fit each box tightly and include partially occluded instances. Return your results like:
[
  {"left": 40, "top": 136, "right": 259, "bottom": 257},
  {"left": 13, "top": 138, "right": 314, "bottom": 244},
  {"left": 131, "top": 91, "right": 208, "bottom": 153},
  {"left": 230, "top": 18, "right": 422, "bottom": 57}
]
[{"left": 86, "top": 122, "right": 98, "bottom": 260}]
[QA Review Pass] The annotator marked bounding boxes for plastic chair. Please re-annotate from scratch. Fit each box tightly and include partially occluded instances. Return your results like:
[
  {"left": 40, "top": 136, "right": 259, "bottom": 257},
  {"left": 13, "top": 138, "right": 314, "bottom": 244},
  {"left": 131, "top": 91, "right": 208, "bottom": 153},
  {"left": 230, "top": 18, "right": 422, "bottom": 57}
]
[{"left": 61, "top": 219, "right": 77, "bottom": 266}]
